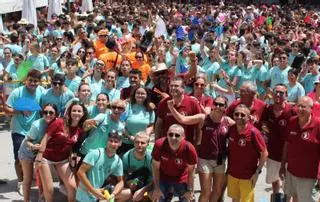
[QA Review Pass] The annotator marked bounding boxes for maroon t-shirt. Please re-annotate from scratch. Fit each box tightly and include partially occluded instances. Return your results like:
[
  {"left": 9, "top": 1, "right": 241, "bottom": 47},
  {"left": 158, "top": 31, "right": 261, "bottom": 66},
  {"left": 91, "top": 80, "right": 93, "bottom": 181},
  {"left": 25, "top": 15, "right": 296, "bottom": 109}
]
[
  {"left": 198, "top": 116, "right": 230, "bottom": 160},
  {"left": 157, "top": 95, "right": 201, "bottom": 144},
  {"left": 226, "top": 98, "right": 266, "bottom": 129},
  {"left": 227, "top": 123, "right": 267, "bottom": 179},
  {"left": 286, "top": 116, "right": 320, "bottom": 179},
  {"left": 262, "top": 103, "right": 296, "bottom": 162},
  {"left": 189, "top": 94, "right": 214, "bottom": 109},
  {"left": 120, "top": 86, "right": 133, "bottom": 100},
  {"left": 43, "top": 118, "right": 84, "bottom": 162},
  {"left": 152, "top": 137, "right": 198, "bottom": 183}
]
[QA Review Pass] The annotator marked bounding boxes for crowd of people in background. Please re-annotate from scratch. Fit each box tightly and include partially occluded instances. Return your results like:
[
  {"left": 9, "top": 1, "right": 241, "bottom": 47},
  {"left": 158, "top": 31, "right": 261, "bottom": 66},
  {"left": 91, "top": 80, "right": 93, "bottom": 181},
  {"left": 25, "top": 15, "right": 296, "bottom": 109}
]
[{"left": 0, "top": 0, "right": 320, "bottom": 201}]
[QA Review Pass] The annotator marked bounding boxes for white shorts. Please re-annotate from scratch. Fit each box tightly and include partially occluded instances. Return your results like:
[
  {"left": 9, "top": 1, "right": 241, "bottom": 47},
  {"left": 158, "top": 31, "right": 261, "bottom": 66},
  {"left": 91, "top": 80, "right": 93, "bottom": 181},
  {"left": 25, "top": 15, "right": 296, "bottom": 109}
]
[
  {"left": 43, "top": 158, "right": 68, "bottom": 165},
  {"left": 284, "top": 171, "right": 316, "bottom": 202},
  {"left": 266, "top": 158, "right": 281, "bottom": 184}
]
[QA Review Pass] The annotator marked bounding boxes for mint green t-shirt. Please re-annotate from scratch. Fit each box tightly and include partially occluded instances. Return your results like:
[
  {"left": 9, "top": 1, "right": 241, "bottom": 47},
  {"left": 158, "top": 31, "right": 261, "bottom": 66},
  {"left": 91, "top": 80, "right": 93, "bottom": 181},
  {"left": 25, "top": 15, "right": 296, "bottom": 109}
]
[
  {"left": 76, "top": 148, "right": 123, "bottom": 202},
  {"left": 123, "top": 104, "right": 155, "bottom": 145},
  {"left": 80, "top": 112, "right": 125, "bottom": 155},
  {"left": 122, "top": 149, "right": 153, "bottom": 183},
  {"left": 6, "top": 86, "right": 45, "bottom": 135}
]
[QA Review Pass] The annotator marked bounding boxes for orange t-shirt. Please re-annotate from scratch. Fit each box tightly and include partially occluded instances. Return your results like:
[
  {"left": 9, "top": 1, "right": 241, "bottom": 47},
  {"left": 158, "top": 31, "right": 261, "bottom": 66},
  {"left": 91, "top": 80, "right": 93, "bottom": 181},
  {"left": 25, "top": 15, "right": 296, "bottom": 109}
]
[
  {"left": 99, "top": 51, "right": 123, "bottom": 71},
  {"left": 94, "top": 40, "right": 108, "bottom": 58}
]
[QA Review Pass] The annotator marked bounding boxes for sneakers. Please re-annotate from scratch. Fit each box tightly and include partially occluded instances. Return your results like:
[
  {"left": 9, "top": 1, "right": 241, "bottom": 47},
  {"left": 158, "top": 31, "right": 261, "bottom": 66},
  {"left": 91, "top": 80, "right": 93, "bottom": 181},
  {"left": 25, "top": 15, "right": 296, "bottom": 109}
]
[
  {"left": 59, "top": 184, "right": 67, "bottom": 196},
  {"left": 17, "top": 181, "right": 23, "bottom": 196}
]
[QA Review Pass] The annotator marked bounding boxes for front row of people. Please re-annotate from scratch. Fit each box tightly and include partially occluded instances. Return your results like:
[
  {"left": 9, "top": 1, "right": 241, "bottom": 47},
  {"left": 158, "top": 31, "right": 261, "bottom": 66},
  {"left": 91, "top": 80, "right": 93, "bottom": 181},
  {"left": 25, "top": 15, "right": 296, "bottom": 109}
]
[{"left": 17, "top": 95, "right": 319, "bottom": 202}]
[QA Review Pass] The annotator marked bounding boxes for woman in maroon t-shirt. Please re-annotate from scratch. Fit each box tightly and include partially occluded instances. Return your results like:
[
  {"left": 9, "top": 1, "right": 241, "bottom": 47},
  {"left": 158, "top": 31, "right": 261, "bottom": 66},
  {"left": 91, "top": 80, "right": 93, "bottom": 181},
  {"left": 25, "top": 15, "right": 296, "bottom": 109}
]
[
  {"left": 167, "top": 96, "right": 234, "bottom": 202},
  {"left": 35, "top": 101, "right": 88, "bottom": 202},
  {"left": 189, "top": 76, "right": 214, "bottom": 115}
]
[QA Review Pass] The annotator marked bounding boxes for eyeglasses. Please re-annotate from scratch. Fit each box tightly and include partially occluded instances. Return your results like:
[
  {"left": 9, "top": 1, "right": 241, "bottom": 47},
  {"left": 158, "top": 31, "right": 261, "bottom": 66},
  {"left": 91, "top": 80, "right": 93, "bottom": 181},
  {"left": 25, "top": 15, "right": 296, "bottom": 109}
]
[
  {"left": 234, "top": 112, "right": 247, "bottom": 118},
  {"left": 4, "top": 52, "right": 10, "bottom": 55},
  {"left": 43, "top": 110, "right": 55, "bottom": 115},
  {"left": 168, "top": 133, "right": 181, "bottom": 138},
  {"left": 52, "top": 81, "right": 63, "bottom": 86},
  {"left": 194, "top": 83, "right": 205, "bottom": 87},
  {"left": 274, "top": 90, "right": 285, "bottom": 96},
  {"left": 112, "top": 106, "right": 124, "bottom": 110},
  {"left": 214, "top": 102, "right": 225, "bottom": 107}
]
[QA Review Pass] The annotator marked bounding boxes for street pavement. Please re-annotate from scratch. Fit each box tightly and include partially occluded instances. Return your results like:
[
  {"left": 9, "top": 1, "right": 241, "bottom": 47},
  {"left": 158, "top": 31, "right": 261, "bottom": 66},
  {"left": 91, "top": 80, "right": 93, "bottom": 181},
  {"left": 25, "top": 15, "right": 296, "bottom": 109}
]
[{"left": 0, "top": 122, "right": 272, "bottom": 202}]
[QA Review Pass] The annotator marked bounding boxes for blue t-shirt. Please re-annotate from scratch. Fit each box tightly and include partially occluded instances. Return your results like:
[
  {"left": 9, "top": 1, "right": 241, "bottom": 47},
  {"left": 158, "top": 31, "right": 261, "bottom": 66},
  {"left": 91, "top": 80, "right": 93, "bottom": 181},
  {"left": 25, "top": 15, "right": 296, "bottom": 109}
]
[
  {"left": 116, "top": 76, "right": 130, "bottom": 90},
  {"left": 50, "top": 62, "right": 65, "bottom": 75},
  {"left": 76, "top": 148, "right": 123, "bottom": 202},
  {"left": 122, "top": 148, "right": 153, "bottom": 183},
  {"left": 80, "top": 112, "right": 125, "bottom": 155},
  {"left": 6, "top": 85, "right": 45, "bottom": 135},
  {"left": 199, "top": 56, "right": 220, "bottom": 82},
  {"left": 40, "top": 88, "right": 75, "bottom": 116},
  {"left": 218, "top": 60, "right": 242, "bottom": 89},
  {"left": 302, "top": 73, "right": 320, "bottom": 94},
  {"left": 267, "top": 66, "right": 291, "bottom": 89},
  {"left": 101, "top": 88, "right": 121, "bottom": 103},
  {"left": 65, "top": 76, "right": 82, "bottom": 93},
  {"left": 287, "top": 82, "right": 305, "bottom": 103},
  {"left": 123, "top": 103, "right": 155, "bottom": 144},
  {"left": 238, "top": 65, "right": 259, "bottom": 88},
  {"left": 18, "top": 118, "right": 48, "bottom": 159},
  {"left": 4, "top": 62, "right": 20, "bottom": 94},
  {"left": 86, "top": 77, "right": 105, "bottom": 102},
  {"left": 255, "top": 64, "right": 268, "bottom": 96},
  {"left": 27, "top": 54, "right": 49, "bottom": 72}
]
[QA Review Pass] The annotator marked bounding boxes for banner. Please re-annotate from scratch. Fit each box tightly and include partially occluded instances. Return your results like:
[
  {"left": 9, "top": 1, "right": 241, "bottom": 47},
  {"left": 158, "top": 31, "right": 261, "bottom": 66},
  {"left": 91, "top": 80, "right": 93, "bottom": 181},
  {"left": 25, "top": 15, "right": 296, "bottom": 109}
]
[{"left": 0, "top": 0, "right": 48, "bottom": 14}]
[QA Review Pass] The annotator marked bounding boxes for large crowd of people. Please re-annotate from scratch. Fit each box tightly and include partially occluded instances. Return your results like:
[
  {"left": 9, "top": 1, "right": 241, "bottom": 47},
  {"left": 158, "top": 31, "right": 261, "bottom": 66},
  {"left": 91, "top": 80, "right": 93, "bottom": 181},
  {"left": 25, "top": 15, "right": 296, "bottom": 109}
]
[{"left": 0, "top": 0, "right": 320, "bottom": 202}]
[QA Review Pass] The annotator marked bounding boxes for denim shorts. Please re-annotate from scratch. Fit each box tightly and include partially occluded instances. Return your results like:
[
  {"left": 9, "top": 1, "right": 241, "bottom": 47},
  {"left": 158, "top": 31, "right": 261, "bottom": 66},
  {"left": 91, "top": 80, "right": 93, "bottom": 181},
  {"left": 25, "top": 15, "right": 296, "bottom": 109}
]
[
  {"left": 159, "top": 181, "right": 188, "bottom": 202},
  {"left": 18, "top": 139, "right": 36, "bottom": 161},
  {"left": 12, "top": 133, "right": 25, "bottom": 161}
]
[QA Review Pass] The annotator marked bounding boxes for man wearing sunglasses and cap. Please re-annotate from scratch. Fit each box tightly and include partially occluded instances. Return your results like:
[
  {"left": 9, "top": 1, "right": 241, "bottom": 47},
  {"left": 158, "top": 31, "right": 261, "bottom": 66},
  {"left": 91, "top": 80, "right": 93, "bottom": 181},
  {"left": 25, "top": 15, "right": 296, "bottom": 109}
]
[
  {"left": 40, "top": 73, "right": 74, "bottom": 116},
  {"left": 261, "top": 83, "right": 296, "bottom": 195},
  {"left": 227, "top": 104, "right": 268, "bottom": 202},
  {"left": 151, "top": 124, "right": 198, "bottom": 202}
]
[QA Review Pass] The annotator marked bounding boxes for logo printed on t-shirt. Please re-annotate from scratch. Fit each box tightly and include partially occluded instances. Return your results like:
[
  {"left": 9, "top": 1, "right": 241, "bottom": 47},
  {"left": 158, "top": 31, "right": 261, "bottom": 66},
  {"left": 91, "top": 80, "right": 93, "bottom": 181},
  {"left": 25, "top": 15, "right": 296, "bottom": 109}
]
[
  {"left": 175, "top": 158, "right": 183, "bottom": 165},
  {"left": 161, "top": 156, "right": 168, "bottom": 161},
  {"left": 290, "top": 131, "right": 297, "bottom": 136},
  {"left": 238, "top": 138, "right": 246, "bottom": 147},
  {"left": 278, "top": 119, "right": 287, "bottom": 126},
  {"left": 206, "top": 127, "right": 214, "bottom": 131},
  {"left": 301, "top": 131, "right": 310, "bottom": 140}
]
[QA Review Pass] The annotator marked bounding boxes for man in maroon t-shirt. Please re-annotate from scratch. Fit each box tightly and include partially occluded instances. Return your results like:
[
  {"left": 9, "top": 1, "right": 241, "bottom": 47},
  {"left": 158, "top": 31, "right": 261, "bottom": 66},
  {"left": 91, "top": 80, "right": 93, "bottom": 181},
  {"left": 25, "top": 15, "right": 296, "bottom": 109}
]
[
  {"left": 154, "top": 77, "right": 201, "bottom": 144},
  {"left": 227, "top": 104, "right": 268, "bottom": 202},
  {"left": 226, "top": 81, "right": 266, "bottom": 129},
  {"left": 262, "top": 83, "right": 296, "bottom": 193},
  {"left": 120, "top": 69, "right": 142, "bottom": 100},
  {"left": 151, "top": 124, "right": 198, "bottom": 202},
  {"left": 280, "top": 96, "right": 320, "bottom": 202}
]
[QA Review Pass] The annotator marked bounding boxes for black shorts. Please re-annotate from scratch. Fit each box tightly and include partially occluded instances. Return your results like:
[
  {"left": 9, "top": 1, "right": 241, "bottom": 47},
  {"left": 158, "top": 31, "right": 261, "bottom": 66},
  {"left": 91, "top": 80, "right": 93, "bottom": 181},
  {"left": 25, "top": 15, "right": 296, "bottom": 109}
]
[{"left": 11, "top": 133, "right": 25, "bottom": 161}]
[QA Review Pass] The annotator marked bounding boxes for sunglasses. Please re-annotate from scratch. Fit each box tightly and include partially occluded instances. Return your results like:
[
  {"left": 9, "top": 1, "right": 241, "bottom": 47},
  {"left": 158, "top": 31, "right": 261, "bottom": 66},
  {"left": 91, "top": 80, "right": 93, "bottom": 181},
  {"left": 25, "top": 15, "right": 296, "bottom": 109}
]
[
  {"left": 168, "top": 133, "right": 181, "bottom": 138},
  {"left": 279, "top": 57, "right": 287, "bottom": 60},
  {"left": 135, "top": 56, "right": 143, "bottom": 59},
  {"left": 96, "top": 62, "right": 104, "bottom": 66},
  {"left": 214, "top": 102, "right": 225, "bottom": 107},
  {"left": 112, "top": 106, "right": 124, "bottom": 110},
  {"left": 43, "top": 110, "right": 55, "bottom": 115},
  {"left": 194, "top": 83, "right": 205, "bottom": 87},
  {"left": 274, "top": 90, "right": 285, "bottom": 96},
  {"left": 56, "top": 38, "right": 63, "bottom": 41},
  {"left": 234, "top": 112, "right": 247, "bottom": 118},
  {"left": 78, "top": 50, "right": 85, "bottom": 54},
  {"left": 52, "top": 81, "right": 63, "bottom": 86},
  {"left": 87, "top": 52, "right": 94, "bottom": 55}
]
